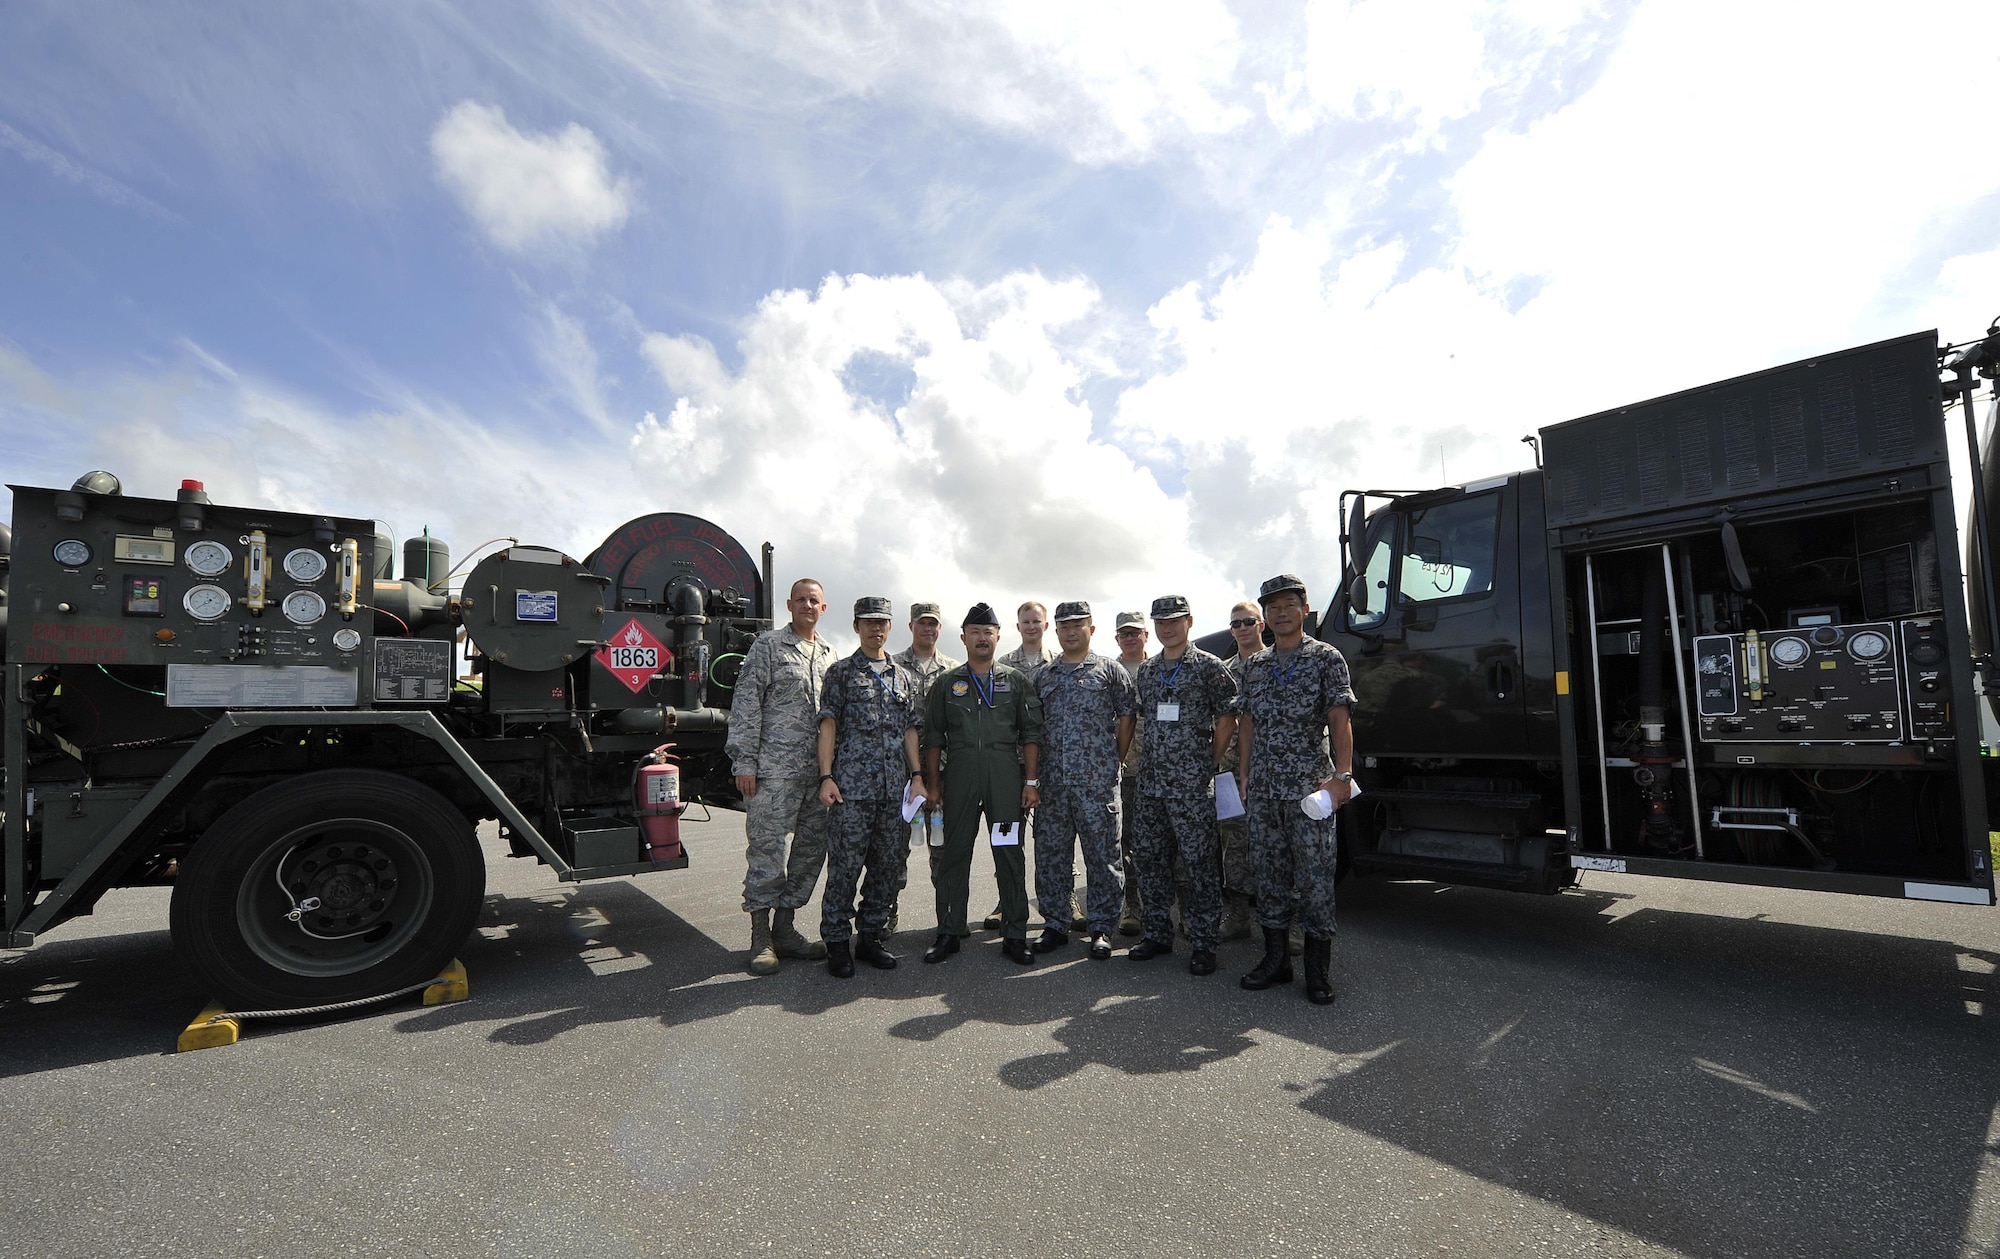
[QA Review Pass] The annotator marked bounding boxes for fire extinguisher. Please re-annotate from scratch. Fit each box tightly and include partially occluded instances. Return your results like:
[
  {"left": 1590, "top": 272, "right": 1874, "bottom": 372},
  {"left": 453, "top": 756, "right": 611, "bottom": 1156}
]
[{"left": 634, "top": 743, "right": 684, "bottom": 862}]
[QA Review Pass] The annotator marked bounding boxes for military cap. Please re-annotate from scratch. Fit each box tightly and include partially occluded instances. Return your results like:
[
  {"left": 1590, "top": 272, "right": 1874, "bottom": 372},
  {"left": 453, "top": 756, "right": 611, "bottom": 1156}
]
[
  {"left": 963, "top": 602, "right": 1001, "bottom": 627},
  {"left": 1258, "top": 573, "right": 1308, "bottom": 604},
  {"left": 909, "top": 601, "right": 942, "bottom": 622},
  {"left": 1052, "top": 600, "right": 1092, "bottom": 622},
  {"left": 853, "top": 596, "right": 894, "bottom": 620},
  {"left": 1113, "top": 611, "right": 1147, "bottom": 632},
  {"left": 1149, "top": 594, "right": 1192, "bottom": 619}
]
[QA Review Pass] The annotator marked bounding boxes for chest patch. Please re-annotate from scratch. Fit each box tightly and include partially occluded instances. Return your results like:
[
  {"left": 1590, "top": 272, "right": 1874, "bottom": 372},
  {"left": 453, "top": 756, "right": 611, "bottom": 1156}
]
[{"left": 951, "top": 679, "right": 970, "bottom": 696}]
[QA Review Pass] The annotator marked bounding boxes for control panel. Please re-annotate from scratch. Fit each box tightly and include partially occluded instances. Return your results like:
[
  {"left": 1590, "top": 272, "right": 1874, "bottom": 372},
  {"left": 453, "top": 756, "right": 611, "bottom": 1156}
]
[
  {"left": 1899, "top": 617, "right": 1954, "bottom": 739},
  {"left": 6, "top": 483, "right": 377, "bottom": 707},
  {"left": 1693, "top": 621, "right": 1903, "bottom": 742}
]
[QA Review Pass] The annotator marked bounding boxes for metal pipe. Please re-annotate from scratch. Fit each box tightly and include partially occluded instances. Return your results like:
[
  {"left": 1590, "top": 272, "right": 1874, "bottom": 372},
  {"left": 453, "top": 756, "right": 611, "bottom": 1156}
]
[{"left": 1961, "top": 373, "right": 2000, "bottom": 685}]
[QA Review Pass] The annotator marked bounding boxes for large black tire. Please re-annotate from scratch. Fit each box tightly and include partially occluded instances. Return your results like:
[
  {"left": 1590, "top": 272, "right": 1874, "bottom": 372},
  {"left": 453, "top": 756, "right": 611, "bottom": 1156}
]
[{"left": 170, "top": 769, "right": 485, "bottom": 1009}]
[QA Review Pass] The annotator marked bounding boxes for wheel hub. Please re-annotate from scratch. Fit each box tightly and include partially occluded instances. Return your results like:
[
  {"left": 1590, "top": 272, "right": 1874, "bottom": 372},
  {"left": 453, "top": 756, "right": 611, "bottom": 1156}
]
[{"left": 282, "top": 840, "right": 402, "bottom": 936}]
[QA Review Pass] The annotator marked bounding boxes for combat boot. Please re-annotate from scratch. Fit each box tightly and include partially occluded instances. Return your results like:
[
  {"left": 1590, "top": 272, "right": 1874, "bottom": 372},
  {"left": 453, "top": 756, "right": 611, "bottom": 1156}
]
[
  {"left": 1303, "top": 935, "right": 1335, "bottom": 1005},
  {"left": 1118, "top": 888, "right": 1142, "bottom": 937},
  {"left": 827, "top": 938, "right": 855, "bottom": 979},
  {"left": 771, "top": 907, "right": 828, "bottom": 960},
  {"left": 1219, "top": 893, "right": 1254, "bottom": 941},
  {"left": 855, "top": 931, "right": 899, "bottom": 970},
  {"left": 747, "top": 910, "right": 779, "bottom": 976},
  {"left": 1239, "top": 926, "right": 1294, "bottom": 990}
]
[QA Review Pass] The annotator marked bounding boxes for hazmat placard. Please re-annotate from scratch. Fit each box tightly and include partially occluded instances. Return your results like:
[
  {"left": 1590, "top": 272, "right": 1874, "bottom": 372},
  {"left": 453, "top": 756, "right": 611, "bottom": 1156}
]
[{"left": 597, "top": 617, "right": 672, "bottom": 693}]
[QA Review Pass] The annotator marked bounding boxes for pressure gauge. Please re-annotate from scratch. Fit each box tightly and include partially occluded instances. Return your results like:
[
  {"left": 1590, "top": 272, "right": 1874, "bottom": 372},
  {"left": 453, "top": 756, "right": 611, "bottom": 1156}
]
[
  {"left": 1847, "top": 629, "right": 1891, "bottom": 662},
  {"left": 283, "top": 547, "right": 326, "bottom": 583},
  {"left": 332, "top": 627, "right": 361, "bottom": 652},
  {"left": 282, "top": 589, "right": 327, "bottom": 625},
  {"left": 185, "top": 539, "right": 233, "bottom": 578},
  {"left": 1768, "top": 637, "right": 1810, "bottom": 667},
  {"left": 183, "top": 583, "right": 232, "bottom": 621},
  {"left": 52, "top": 538, "right": 92, "bottom": 567}
]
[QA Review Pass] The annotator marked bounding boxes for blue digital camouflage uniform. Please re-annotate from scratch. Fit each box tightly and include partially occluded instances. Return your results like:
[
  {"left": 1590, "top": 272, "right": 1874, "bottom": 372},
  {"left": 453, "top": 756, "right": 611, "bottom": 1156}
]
[
  {"left": 1033, "top": 652, "right": 1139, "bottom": 934},
  {"left": 1232, "top": 637, "right": 1355, "bottom": 936},
  {"left": 1217, "top": 652, "right": 1256, "bottom": 896},
  {"left": 817, "top": 650, "right": 924, "bottom": 944},
  {"left": 1132, "top": 644, "right": 1238, "bottom": 949},
  {"left": 725, "top": 624, "right": 836, "bottom": 913}
]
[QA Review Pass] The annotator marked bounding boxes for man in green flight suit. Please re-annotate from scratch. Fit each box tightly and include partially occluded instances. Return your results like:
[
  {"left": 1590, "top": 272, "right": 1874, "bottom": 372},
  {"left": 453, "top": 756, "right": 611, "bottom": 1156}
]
[{"left": 921, "top": 602, "right": 1045, "bottom": 966}]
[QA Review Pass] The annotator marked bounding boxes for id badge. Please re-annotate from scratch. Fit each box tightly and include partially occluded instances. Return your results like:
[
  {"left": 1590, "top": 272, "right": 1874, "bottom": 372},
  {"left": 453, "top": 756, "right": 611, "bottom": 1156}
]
[{"left": 1156, "top": 703, "right": 1180, "bottom": 722}]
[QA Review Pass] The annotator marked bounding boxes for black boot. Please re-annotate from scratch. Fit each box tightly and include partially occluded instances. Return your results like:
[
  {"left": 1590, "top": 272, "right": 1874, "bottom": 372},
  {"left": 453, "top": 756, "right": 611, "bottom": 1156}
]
[
  {"left": 855, "top": 931, "right": 899, "bottom": 970},
  {"left": 923, "top": 933, "right": 960, "bottom": 964},
  {"left": 1304, "top": 935, "right": 1335, "bottom": 1005},
  {"left": 1239, "top": 926, "right": 1294, "bottom": 990},
  {"left": 827, "top": 938, "right": 855, "bottom": 978}
]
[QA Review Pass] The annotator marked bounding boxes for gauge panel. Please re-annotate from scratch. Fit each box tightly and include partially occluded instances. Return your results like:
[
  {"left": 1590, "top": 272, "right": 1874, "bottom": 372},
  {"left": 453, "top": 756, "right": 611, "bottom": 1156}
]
[
  {"left": 183, "top": 583, "right": 232, "bottom": 621},
  {"left": 283, "top": 547, "right": 328, "bottom": 582},
  {"left": 1768, "top": 637, "right": 1810, "bottom": 667},
  {"left": 185, "top": 539, "right": 233, "bottom": 578},
  {"left": 281, "top": 589, "right": 327, "bottom": 625},
  {"left": 52, "top": 538, "right": 92, "bottom": 567},
  {"left": 1847, "top": 630, "right": 1890, "bottom": 662},
  {"left": 1694, "top": 620, "right": 1902, "bottom": 742}
]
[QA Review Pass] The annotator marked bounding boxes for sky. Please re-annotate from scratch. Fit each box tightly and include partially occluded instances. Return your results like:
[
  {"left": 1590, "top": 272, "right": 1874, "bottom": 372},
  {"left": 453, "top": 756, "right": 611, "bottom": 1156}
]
[{"left": 3, "top": 1, "right": 1998, "bottom": 650}]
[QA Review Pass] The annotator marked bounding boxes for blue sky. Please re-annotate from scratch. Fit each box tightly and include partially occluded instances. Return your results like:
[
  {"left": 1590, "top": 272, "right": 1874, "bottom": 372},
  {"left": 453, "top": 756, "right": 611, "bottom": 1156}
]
[{"left": 4, "top": 1, "right": 1998, "bottom": 633}]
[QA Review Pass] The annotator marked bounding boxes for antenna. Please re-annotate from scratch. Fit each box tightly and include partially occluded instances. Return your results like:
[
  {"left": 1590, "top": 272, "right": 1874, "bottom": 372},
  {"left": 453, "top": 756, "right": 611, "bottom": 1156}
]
[{"left": 1439, "top": 444, "right": 1446, "bottom": 485}]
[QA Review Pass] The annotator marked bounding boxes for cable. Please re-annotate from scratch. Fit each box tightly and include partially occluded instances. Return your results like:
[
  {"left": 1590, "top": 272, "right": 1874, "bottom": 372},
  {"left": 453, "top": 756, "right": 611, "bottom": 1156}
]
[
  {"left": 358, "top": 605, "right": 411, "bottom": 636},
  {"left": 95, "top": 664, "right": 166, "bottom": 697},
  {"left": 708, "top": 652, "right": 745, "bottom": 689},
  {"left": 427, "top": 537, "right": 520, "bottom": 591}
]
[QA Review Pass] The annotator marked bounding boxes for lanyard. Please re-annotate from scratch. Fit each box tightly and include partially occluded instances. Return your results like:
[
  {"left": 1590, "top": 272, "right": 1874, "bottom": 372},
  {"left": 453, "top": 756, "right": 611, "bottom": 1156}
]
[
  {"left": 968, "top": 668, "right": 997, "bottom": 709},
  {"left": 1272, "top": 649, "right": 1302, "bottom": 686},
  {"left": 864, "top": 657, "right": 898, "bottom": 699},
  {"left": 1160, "top": 652, "right": 1186, "bottom": 689}
]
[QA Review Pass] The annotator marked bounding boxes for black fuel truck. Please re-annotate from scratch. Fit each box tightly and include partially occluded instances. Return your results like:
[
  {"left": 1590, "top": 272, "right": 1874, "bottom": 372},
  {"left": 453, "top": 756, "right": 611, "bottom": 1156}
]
[
  {"left": 0, "top": 486, "right": 774, "bottom": 1008},
  {"left": 1208, "top": 328, "right": 2000, "bottom": 908}
]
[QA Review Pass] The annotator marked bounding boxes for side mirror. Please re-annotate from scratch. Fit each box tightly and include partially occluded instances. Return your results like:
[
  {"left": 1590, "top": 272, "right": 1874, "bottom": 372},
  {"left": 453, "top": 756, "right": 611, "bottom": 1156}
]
[{"left": 1348, "top": 572, "right": 1370, "bottom": 615}]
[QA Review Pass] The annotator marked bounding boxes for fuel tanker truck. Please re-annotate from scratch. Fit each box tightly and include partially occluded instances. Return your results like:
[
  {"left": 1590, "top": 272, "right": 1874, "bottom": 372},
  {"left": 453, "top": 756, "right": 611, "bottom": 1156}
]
[
  {"left": 1202, "top": 326, "right": 2000, "bottom": 908},
  {"left": 0, "top": 482, "right": 773, "bottom": 1007}
]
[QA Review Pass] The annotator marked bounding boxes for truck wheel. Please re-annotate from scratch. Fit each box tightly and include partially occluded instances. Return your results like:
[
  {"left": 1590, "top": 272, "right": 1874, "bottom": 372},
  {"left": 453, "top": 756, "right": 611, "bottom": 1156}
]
[{"left": 171, "top": 769, "right": 485, "bottom": 1010}]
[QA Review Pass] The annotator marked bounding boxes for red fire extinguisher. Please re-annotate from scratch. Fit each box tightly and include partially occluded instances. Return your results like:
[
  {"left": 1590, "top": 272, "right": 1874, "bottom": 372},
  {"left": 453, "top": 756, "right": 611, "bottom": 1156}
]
[{"left": 634, "top": 743, "right": 684, "bottom": 862}]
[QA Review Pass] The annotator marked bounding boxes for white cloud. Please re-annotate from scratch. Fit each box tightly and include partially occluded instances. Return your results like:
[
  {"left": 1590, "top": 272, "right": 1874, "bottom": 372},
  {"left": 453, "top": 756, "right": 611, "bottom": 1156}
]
[{"left": 430, "top": 101, "right": 631, "bottom": 252}]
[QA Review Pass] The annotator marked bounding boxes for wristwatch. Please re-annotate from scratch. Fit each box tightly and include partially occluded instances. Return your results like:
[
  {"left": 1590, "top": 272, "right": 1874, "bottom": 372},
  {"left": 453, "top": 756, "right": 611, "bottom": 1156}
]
[
  {"left": 1333, "top": 771, "right": 1354, "bottom": 782},
  {"left": 1025, "top": 778, "right": 1040, "bottom": 787}
]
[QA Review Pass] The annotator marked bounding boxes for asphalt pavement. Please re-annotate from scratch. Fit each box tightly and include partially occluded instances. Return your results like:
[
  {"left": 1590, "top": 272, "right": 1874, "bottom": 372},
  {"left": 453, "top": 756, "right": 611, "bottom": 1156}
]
[{"left": 4, "top": 810, "right": 1999, "bottom": 1258}]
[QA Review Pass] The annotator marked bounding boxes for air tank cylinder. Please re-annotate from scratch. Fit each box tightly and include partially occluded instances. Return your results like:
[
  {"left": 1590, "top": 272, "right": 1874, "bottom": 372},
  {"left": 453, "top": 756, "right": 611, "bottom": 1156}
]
[{"left": 402, "top": 533, "right": 450, "bottom": 591}]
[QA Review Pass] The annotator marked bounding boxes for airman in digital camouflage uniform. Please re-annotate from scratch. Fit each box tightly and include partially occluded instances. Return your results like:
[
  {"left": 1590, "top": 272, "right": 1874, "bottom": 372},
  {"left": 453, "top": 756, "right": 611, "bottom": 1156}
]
[
  {"left": 889, "top": 602, "right": 961, "bottom": 930},
  {"left": 1129, "top": 594, "right": 1238, "bottom": 975},
  {"left": 726, "top": 578, "right": 837, "bottom": 975},
  {"left": 922, "top": 603, "right": 1044, "bottom": 967},
  {"left": 1231, "top": 573, "right": 1355, "bottom": 1006},
  {"left": 1032, "top": 601, "right": 1138, "bottom": 960},
  {"left": 1112, "top": 610, "right": 1149, "bottom": 936},
  {"left": 1217, "top": 600, "right": 1264, "bottom": 942},
  {"left": 816, "top": 597, "right": 925, "bottom": 977},
  {"left": 985, "top": 601, "right": 1056, "bottom": 931}
]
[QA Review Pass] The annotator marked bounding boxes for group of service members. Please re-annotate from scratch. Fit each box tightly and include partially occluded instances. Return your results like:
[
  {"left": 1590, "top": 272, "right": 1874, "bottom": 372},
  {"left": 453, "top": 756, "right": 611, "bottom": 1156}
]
[{"left": 722, "top": 574, "right": 1356, "bottom": 1006}]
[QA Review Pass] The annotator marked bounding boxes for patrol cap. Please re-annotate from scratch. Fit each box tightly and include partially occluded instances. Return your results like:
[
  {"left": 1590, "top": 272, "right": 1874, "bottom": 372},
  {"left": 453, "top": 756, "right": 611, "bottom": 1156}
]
[
  {"left": 963, "top": 602, "right": 1001, "bottom": 627},
  {"left": 1258, "top": 573, "right": 1308, "bottom": 604},
  {"left": 1149, "top": 594, "right": 1192, "bottom": 620},
  {"left": 1052, "top": 600, "right": 1092, "bottom": 622},
  {"left": 909, "top": 601, "right": 942, "bottom": 622},
  {"left": 1113, "top": 611, "right": 1147, "bottom": 632},
  {"left": 853, "top": 596, "right": 894, "bottom": 620}
]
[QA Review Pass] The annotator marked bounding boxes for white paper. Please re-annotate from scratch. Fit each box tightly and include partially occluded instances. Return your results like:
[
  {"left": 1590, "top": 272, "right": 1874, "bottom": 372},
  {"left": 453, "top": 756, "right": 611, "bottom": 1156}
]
[
  {"left": 990, "top": 822, "right": 1021, "bottom": 847},
  {"left": 1301, "top": 784, "right": 1362, "bottom": 820},
  {"left": 901, "top": 779, "right": 928, "bottom": 823},
  {"left": 1156, "top": 702, "right": 1180, "bottom": 722},
  {"left": 1214, "top": 770, "right": 1245, "bottom": 821}
]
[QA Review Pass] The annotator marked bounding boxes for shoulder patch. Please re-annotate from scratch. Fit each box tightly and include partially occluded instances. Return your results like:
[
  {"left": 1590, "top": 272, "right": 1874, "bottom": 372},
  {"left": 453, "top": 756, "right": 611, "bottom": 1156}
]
[{"left": 951, "top": 679, "right": 970, "bottom": 696}]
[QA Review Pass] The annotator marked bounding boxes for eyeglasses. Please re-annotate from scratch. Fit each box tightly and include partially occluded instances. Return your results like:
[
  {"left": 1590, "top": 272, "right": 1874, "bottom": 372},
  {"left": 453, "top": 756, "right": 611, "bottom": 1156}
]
[
  {"left": 1114, "top": 628, "right": 1144, "bottom": 636},
  {"left": 1229, "top": 618, "right": 1259, "bottom": 629}
]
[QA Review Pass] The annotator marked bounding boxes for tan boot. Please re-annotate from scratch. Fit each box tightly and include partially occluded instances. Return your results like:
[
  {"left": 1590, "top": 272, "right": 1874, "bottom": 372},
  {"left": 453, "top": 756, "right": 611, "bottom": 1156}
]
[
  {"left": 747, "top": 910, "right": 779, "bottom": 975},
  {"left": 1287, "top": 923, "right": 1304, "bottom": 957},
  {"left": 1219, "top": 893, "right": 1254, "bottom": 941},
  {"left": 771, "top": 907, "right": 828, "bottom": 960}
]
